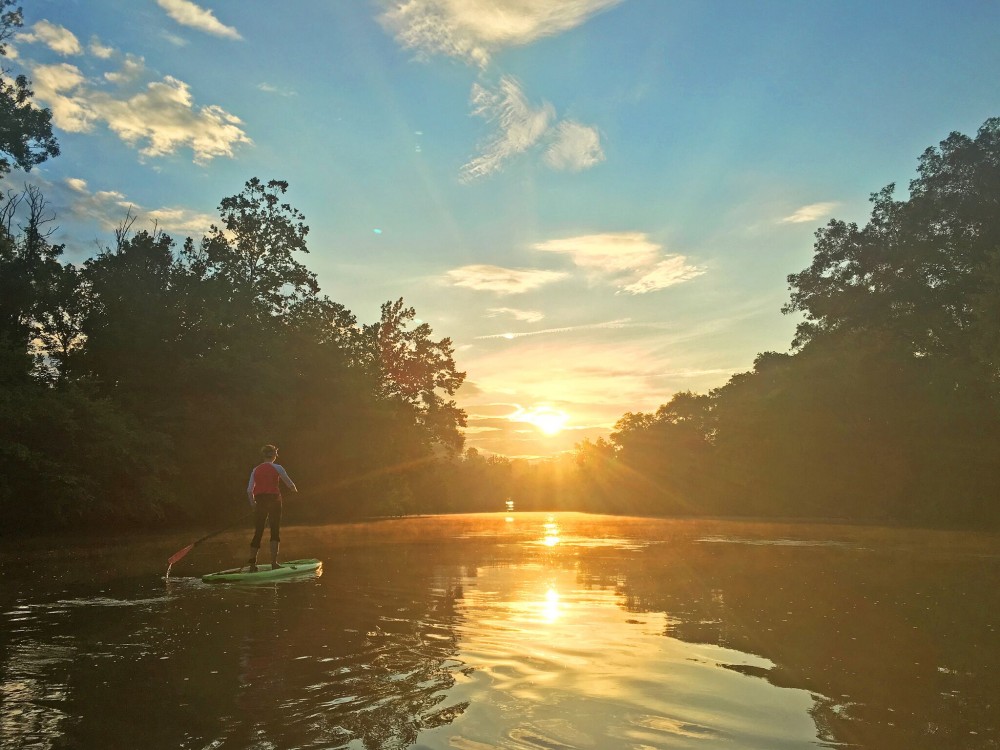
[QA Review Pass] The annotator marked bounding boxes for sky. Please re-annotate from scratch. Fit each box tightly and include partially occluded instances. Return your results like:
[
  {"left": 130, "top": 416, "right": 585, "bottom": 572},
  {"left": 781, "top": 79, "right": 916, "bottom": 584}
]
[{"left": 4, "top": 0, "right": 999, "bottom": 458}]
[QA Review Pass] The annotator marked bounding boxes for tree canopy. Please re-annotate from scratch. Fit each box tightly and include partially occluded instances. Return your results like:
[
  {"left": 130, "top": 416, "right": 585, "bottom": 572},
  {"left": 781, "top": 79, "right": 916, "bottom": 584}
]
[
  {"left": 0, "top": 171, "right": 470, "bottom": 529},
  {"left": 590, "top": 118, "right": 1000, "bottom": 527},
  {"left": 0, "top": 1, "right": 59, "bottom": 179}
]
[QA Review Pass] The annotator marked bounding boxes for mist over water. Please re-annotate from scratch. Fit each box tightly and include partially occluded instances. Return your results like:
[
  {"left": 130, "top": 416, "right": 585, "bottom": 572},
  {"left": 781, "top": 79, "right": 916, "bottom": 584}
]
[{"left": 1, "top": 513, "right": 997, "bottom": 749}]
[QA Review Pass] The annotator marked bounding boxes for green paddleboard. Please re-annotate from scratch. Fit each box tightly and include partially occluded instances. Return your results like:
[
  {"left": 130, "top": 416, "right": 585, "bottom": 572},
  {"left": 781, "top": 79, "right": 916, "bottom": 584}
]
[{"left": 202, "top": 558, "right": 322, "bottom": 583}]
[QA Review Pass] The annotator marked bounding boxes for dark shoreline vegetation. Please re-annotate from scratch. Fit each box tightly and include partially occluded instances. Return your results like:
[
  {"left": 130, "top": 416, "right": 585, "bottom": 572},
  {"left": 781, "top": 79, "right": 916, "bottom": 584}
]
[{"left": 2, "top": 9, "right": 999, "bottom": 532}]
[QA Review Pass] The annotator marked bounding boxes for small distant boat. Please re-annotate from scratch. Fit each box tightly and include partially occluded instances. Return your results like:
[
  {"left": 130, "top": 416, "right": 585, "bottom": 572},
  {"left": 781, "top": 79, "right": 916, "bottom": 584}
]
[
  {"left": 202, "top": 558, "right": 322, "bottom": 583},
  {"left": 505, "top": 499, "right": 515, "bottom": 512}
]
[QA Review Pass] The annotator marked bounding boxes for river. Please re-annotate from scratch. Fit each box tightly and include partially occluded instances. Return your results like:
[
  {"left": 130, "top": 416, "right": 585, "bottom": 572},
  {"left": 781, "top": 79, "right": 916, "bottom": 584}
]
[{"left": 1, "top": 512, "right": 997, "bottom": 749}]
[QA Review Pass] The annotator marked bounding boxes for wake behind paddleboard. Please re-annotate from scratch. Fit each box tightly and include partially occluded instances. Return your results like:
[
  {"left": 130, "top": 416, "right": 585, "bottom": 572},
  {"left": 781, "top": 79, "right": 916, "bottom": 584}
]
[{"left": 201, "top": 558, "right": 322, "bottom": 583}]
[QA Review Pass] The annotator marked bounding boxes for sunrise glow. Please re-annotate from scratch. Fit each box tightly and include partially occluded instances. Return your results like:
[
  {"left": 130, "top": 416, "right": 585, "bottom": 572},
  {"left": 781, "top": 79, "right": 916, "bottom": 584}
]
[{"left": 511, "top": 406, "right": 570, "bottom": 436}]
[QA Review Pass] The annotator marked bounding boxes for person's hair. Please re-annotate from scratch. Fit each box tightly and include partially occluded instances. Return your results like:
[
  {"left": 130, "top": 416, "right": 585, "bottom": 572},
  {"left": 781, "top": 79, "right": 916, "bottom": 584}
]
[{"left": 261, "top": 444, "right": 278, "bottom": 459}]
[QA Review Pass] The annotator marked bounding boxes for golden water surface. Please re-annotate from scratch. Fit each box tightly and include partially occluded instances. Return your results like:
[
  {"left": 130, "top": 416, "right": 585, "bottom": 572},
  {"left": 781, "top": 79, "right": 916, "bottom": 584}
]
[{"left": 1, "top": 513, "right": 997, "bottom": 749}]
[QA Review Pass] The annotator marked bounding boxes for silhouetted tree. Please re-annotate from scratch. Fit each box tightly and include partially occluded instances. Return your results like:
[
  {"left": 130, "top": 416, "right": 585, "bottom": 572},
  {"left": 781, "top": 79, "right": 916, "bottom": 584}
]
[
  {"left": 361, "top": 298, "right": 467, "bottom": 454},
  {"left": 786, "top": 117, "right": 1000, "bottom": 391},
  {"left": 202, "top": 178, "right": 318, "bottom": 321},
  {"left": 0, "top": 2, "right": 59, "bottom": 179}
]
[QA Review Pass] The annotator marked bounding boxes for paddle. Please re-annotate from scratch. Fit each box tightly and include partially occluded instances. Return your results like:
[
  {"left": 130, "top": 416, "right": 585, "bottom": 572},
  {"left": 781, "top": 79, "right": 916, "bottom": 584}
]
[{"left": 166, "top": 510, "right": 253, "bottom": 576}]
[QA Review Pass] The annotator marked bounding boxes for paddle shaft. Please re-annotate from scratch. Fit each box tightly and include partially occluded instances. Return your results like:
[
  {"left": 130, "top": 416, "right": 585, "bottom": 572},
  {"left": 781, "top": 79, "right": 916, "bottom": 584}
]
[{"left": 167, "top": 509, "right": 254, "bottom": 567}]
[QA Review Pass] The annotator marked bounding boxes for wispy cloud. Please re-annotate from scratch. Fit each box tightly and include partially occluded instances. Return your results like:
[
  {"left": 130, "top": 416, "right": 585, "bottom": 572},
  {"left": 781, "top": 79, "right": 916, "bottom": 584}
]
[
  {"left": 462, "top": 77, "right": 554, "bottom": 180},
  {"left": 780, "top": 201, "right": 838, "bottom": 224},
  {"left": 155, "top": 0, "right": 242, "bottom": 40},
  {"left": 446, "top": 264, "right": 568, "bottom": 294},
  {"left": 534, "top": 232, "right": 658, "bottom": 273},
  {"left": 62, "top": 176, "right": 130, "bottom": 229},
  {"left": 160, "top": 31, "right": 190, "bottom": 47},
  {"left": 103, "top": 54, "right": 145, "bottom": 85},
  {"left": 461, "top": 76, "right": 604, "bottom": 180},
  {"left": 533, "top": 232, "right": 705, "bottom": 294},
  {"left": 544, "top": 120, "right": 604, "bottom": 171},
  {"left": 460, "top": 337, "right": 739, "bottom": 426},
  {"left": 487, "top": 307, "right": 545, "bottom": 323},
  {"left": 378, "top": 0, "right": 623, "bottom": 67},
  {"left": 379, "top": 1, "right": 614, "bottom": 180},
  {"left": 16, "top": 20, "right": 83, "bottom": 55},
  {"left": 476, "top": 318, "right": 631, "bottom": 339},
  {"left": 620, "top": 256, "right": 707, "bottom": 295},
  {"left": 29, "top": 58, "right": 252, "bottom": 163},
  {"left": 62, "top": 177, "right": 215, "bottom": 235},
  {"left": 258, "top": 82, "right": 298, "bottom": 97}
]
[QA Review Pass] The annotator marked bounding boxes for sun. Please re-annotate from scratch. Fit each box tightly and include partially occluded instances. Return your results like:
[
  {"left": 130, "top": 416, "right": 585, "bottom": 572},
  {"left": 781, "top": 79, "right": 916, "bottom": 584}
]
[{"left": 512, "top": 406, "right": 570, "bottom": 436}]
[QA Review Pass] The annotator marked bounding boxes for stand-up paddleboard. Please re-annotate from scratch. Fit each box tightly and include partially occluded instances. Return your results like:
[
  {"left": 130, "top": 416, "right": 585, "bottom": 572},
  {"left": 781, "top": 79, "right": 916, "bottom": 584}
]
[{"left": 202, "top": 558, "right": 322, "bottom": 583}]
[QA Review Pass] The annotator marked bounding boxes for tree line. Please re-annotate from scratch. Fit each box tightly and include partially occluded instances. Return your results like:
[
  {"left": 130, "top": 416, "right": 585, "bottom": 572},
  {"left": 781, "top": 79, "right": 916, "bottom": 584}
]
[
  {"left": 575, "top": 116, "right": 1000, "bottom": 528},
  {"left": 2, "top": 3, "right": 998, "bottom": 530},
  {"left": 1, "top": 175, "right": 470, "bottom": 528}
]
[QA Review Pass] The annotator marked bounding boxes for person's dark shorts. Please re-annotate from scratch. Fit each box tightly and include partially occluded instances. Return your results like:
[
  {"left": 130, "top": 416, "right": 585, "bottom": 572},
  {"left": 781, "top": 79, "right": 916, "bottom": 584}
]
[{"left": 250, "top": 493, "right": 282, "bottom": 548}]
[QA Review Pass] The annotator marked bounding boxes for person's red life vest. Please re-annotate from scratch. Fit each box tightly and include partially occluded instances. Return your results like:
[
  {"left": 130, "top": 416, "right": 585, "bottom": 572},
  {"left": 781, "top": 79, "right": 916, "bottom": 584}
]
[{"left": 252, "top": 462, "right": 281, "bottom": 495}]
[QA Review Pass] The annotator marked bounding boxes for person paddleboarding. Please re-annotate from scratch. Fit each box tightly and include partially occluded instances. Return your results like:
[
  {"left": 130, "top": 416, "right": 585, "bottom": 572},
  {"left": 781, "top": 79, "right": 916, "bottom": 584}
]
[{"left": 246, "top": 444, "right": 298, "bottom": 572}]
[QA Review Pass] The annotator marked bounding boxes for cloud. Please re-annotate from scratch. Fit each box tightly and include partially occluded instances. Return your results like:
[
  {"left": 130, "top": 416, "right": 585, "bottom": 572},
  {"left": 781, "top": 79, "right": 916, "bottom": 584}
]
[
  {"left": 62, "top": 177, "right": 215, "bottom": 235},
  {"left": 657, "top": 367, "right": 738, "bottom": 379},
  {"left": 487, "top": 307, "right": 545, "bottom": 323},
  {"left": 89, "top": 38, "right": 116, "bottom": 59},
  {"left": 61, "top": 176, "right": 131, "bottom": 229},
  {"left": 31, "top": 63, "right": 95, "bottom": 131},
  {"left": 29, "top": 62, "right": 252, "bottom": 163},
  {"left": 258, "top": 82, "right": 298, "bottom": 97},
  {"left": 143, "top": 206, "right": 217, "bottom": 235},
  {"left": 155, "top": 0, "right": 242, "bottom": 40},
  {"left": 161, "top": 31, "right": 190, "bottom": 47},
  {"left": 101, "top": 77, "right": 251, "bottom": 162},
  {"left": 544, "top": 120, "right": 604, "bottom": 171},
  {"left": 462, "top": 77, "right": 554, "bottom": 181},
  {"left": 620, "top": 256, "right": 707, "bottom": 294},
  {"left": 446, "top": 264, "right": 568, "bottom": 294},
  {"left": 103, "top": 54, "right": 145, "bottom": 85},
  {"left": 378, "top": 0, "right": 623, "bottom": 66},
  {"left": 460, "top": 337, "right": 736, "bottom": 427},
  {"left": 461, "top": 76, "right": 604, "bottom": 180},
  {"left": 16, "top": 20, "right": 82, "bottom": 55},
  {"left": 533, "top": 231, "right": 705, "bottom": 293},
  {"left": 476, "top": 318, "right": 630, "bottom": 340},
  {"left": 780, "top": 201, "right": 838, "bottom": 224},
  {"left": 534, "top": 232, "right": 659, "bottom": 273},
  {"left": 464, "top": 402, "right": 521, "bottom": 418}
]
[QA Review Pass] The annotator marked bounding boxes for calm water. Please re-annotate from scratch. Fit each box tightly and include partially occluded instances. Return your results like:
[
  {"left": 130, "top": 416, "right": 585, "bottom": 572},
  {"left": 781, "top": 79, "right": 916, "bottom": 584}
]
[{"left": 1, "top": 513, "right": 997, "bottom": 749}]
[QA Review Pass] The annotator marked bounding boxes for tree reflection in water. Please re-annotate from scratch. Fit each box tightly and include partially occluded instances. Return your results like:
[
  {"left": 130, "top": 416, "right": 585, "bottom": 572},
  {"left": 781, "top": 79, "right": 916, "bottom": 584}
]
[
  {"left": 215, "top": 548, "right": 472, "bottom": 749},
  {"left": 0, "top": 514, "right": 996, "bottom": 749}
]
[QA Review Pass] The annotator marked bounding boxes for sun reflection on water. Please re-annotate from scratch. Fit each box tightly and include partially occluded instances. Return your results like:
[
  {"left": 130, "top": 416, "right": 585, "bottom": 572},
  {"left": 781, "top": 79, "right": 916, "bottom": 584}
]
[
  {"left": 542, "top": 517, "right": 560, "bottom": 547},
  {"left": 542, "top": 587, "right": 560, "bottom": 623},
  {"left": 450, "top": 541, "right": 822, "bottom": 750}
]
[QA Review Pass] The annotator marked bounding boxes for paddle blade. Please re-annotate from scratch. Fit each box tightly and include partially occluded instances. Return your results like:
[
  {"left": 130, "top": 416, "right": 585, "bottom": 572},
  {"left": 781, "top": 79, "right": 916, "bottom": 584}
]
[{"left": 167, "top": 543, "right": 194, "bottom": 566}]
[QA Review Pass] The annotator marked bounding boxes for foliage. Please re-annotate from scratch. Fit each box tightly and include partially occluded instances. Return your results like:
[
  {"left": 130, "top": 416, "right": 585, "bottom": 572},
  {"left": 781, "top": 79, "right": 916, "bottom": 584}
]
[
  {"left": 203, "top": 178, "right": 318, "bottom": 321},
  {"left": 361, "top": 298, "right": 467, "bottom": 453},
  {"left": 0, "top": 1, "right": 59, "bottom": 179},
  {"left": 785, "top": 118, "right": 1000, "bottom": 378},
  {"left": 0, "top": 171, "right": 470, "bottom": 530}
]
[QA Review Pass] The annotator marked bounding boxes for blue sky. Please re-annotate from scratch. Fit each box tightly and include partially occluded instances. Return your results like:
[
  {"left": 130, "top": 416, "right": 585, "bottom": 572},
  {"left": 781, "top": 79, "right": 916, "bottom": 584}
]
[{"left": 6, "top": 0, "right": 999, "bottom": 457}]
